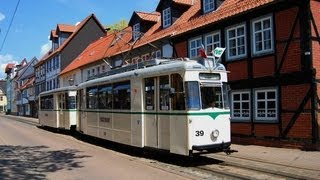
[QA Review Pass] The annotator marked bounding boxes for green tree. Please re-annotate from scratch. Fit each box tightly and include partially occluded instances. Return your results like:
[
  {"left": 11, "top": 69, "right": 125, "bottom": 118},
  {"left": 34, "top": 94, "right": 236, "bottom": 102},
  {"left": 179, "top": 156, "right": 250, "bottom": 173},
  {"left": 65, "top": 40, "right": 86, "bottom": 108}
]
[{"left": 105, "top": 20, "right": 128, "bottom": 33}]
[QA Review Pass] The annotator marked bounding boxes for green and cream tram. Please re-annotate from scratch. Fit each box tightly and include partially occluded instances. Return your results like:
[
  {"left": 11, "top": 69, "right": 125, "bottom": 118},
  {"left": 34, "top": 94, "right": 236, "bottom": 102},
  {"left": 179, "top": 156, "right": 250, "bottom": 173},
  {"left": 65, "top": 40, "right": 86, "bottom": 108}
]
[
  {"left": 77, "top": 58, "right": 231, "bottom": 156},
  {"left": 39, "top": 86, "right": 78, "bottom": 130}
]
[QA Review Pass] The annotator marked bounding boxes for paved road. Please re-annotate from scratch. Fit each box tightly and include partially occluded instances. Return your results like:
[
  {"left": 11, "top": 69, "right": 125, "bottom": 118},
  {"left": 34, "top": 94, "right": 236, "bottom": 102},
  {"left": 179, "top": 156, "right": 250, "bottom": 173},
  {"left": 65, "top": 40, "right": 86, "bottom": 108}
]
[{"left": 0, "top": 116, "right": 190, "bottom": 180}]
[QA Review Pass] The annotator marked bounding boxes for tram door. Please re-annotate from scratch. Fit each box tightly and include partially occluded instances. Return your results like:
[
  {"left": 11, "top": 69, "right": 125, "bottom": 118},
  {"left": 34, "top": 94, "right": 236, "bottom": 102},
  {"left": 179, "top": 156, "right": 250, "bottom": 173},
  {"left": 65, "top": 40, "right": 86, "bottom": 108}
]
[
  {"left": 144, "top": 76, "right": 170, "bottom": 150},
  {"left": 58, "top": 93, "right": 66, "bottom": 128},
  {"left": 144, "top": 77, "right": 158, "bottom": 148}
]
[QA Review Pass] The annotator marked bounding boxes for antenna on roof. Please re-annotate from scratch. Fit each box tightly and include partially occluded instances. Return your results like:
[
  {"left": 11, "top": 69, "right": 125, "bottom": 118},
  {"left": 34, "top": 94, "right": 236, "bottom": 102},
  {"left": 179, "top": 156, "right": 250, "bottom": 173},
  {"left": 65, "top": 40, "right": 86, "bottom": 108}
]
[{"left": 103, "top": 58, "right": 112, "bottom": 68}]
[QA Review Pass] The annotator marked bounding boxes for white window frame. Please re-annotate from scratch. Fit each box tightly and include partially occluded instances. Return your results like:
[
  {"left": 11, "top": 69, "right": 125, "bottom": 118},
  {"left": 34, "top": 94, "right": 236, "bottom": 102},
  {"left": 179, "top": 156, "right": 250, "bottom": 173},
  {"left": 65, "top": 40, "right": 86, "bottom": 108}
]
[
  {"left": 203, "top": 0, "right": 215, "bottom": 13},
  {"left": 254, "top": 88, "right": 278, "bottom": 122},
  {"left": 231, "top": 90, "right": 251, "bottom": 121},
  {"left": 141, "top": 53, "right": 150, "bottom": 61},
  {"left": 204, "top": 31, "right": 220, "bottom": 55},
  {"left": 152, "top": 50, "right": 161, "bottom": 58},
  {"left": 163, "top": 7, "right": 171, "bottom": 28},
  {"left": 189, "top": 37, "right": 202, "bottom": 58},
  {"left": 226, "top": 23, "right": 247, "bottom": 60},
  {"left": 133, "top": 23, "right": 140, "bottom": 41},
  {"left": 252, "top": 15, "right": 274, "bottom": 55}
]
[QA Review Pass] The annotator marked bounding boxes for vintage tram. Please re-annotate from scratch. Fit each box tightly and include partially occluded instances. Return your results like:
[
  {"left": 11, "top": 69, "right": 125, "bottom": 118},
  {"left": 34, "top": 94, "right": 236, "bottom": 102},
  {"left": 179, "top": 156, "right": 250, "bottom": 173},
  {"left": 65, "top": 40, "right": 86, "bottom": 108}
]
[{"left": 39, "top": 56, "right": 231, "bottom": 156}]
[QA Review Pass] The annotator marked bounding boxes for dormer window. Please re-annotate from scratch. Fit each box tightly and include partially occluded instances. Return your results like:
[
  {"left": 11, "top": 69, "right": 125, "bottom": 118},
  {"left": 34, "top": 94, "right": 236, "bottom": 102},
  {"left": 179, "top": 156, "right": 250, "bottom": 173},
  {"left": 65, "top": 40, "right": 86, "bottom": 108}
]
[
  {"left": 163, "top": 7, "right": 171, "bottom": 28},
  {"left": 203, "top": 0, "right": 215, "bottom": 13},
  {"left": 133, "top": 23, "right": 140, "bottom": 41}
]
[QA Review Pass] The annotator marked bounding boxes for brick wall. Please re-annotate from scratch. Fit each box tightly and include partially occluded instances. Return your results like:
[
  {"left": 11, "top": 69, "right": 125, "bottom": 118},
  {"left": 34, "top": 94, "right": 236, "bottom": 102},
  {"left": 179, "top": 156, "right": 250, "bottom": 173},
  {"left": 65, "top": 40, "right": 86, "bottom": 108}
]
[
  {"left": 311, "top": 0, "right": 320, "bottom": 142},
  {"left": 281, "top": 84, "right": 312, "bottom": 139},
  {"left": 311, "top": 1, "right": 320, "bottom": 79},
  {"left": 275, "top": 7, "right": 301, "bottom": 74},
  {"left": 282, "top": 113, "right": 312, "bottom": 138},
  {"left": 231, "top": 123, "right": 251, "bottom": 135},
  {"left": 252, "top": 56, "right": 275, "bottom": 78},
  {"left": 275, "top": 7, "right": 300, "bottom": 41},
  {"left": 227, "top": 61, "right": 248, "bottom": 81},
  {"left": 282, "top": 84, "right": 311, "bottom": 110},
  {"left": 254, "top": 124, "right": 279, "bottom": 137}
]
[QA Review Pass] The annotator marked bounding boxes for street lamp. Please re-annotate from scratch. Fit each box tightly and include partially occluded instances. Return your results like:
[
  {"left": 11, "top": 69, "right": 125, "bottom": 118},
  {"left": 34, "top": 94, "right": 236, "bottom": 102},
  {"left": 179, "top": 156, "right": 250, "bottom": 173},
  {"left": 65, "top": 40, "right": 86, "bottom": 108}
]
[{"left": 68, "top": 78, "right": 74, "bottom": 86}]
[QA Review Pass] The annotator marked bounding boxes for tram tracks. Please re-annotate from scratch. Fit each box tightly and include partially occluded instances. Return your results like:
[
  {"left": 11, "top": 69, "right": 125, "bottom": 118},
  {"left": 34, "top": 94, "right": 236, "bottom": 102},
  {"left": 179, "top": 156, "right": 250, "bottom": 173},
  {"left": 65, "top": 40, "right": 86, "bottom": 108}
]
[
  {"left": 206, "top": 153, "right": 320, "bottom": 179},
  {"left": 135, "top": 151, "right": 318, "bottom": 180}
]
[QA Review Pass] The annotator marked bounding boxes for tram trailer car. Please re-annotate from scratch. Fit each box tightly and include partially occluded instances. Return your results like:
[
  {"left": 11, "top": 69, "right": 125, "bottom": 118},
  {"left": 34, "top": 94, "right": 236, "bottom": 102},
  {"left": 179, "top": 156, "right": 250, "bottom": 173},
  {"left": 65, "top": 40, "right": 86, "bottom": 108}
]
[
  {"left": 39, "top": 86, "right": 78, "bottom": 131},
  {"left": 76, "top": 58, "right": 231, "bottom": 156}
]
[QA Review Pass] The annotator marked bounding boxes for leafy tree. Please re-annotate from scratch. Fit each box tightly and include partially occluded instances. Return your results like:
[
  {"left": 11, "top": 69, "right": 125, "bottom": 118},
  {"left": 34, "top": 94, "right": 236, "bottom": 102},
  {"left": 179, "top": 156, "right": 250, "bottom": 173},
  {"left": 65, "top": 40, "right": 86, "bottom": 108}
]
[{"left": 105, "top": 20, "right": 128, "bottom": 33}]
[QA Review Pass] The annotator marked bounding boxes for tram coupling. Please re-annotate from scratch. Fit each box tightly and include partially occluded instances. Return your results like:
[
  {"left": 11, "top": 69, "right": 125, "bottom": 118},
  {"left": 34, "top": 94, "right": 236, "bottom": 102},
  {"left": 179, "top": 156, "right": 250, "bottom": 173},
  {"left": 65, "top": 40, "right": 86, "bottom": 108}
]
[{"left": 223, "top": 147, "right": 238, "bottom": 155}]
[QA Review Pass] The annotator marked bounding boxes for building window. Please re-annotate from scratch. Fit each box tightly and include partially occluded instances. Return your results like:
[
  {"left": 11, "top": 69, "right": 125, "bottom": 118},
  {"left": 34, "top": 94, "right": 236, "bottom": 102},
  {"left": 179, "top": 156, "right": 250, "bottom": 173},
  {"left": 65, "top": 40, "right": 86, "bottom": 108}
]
[
  {"left": 56, "top": 78, "right": 59, "bottom": 88},
  {"left": 133, "top": 23, "right": 140, "bottom": 41},
  {"left": 163, "top": 7, "right": 171, "bottom": 28},
  {"left": 252, "top": 15, "right": 274, "bottom": 55},
  {"left": 0, "top": 96, "right": 3, "bottom": 101},
  {"left": 203, "top": 0, "right": 215, "bottom": 13},
  {"left": 205, "top": 31, "right": 220, "bottom": 55},
  {"left": 254, "top": 88, "right": 277, "bottom": 122},
  {"left": 189, "top": 37, "right": 202, "bottom": 58},
  {"left": 53, "top": 79, "right": 56, "bottom": 89},
  {"left": 141, "top": 54, "right": 149, "bottom": 61},
  {"left": 226, "top": 24, "right": 246, "bottom": 60},
  {"left": 231, "top": 91, "right": 251, "bottom": 121},
  {"left": 152, "top": 50, "right": 161, "bottom": 58}
]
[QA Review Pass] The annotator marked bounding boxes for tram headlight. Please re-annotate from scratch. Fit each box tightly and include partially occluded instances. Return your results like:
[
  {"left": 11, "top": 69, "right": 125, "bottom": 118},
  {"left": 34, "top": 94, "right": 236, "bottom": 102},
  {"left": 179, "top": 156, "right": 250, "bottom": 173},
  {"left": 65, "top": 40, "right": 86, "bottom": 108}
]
[{"left": 210, "top": 129, "right": 219, "bottom": 142}]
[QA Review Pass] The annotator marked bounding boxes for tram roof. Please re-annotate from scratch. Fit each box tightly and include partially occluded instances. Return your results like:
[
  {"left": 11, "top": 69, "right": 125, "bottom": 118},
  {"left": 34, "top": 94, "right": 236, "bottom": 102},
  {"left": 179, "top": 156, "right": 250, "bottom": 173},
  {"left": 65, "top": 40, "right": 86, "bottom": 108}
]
[
  {"left": 39, "top": 86, "right": 78, "bottom": 96},
  {"left": 78, "top": 58, "right": 227, "bottom": 88}
]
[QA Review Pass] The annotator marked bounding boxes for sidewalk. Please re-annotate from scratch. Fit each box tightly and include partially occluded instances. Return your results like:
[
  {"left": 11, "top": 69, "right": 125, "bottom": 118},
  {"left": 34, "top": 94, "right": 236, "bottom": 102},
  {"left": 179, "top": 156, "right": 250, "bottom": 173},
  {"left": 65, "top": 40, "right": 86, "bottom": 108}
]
[
  {"left": 228, "top": 144, "right": 320, "bottom": 171},
  {"left": 208, "top": 143, "right": 320, "bottom": 179},
  {"left": 2, "top": 114, "right": 39, "bottom": 125}
]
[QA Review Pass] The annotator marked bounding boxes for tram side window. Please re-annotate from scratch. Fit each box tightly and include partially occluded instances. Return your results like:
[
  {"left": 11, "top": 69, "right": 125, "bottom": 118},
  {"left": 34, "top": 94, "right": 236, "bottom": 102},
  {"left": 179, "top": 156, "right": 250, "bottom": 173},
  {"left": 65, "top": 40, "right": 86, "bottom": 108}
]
[
  {"left": 40, "top": 95, "right": 53, "bottom": 110},
  {"left": 87, "top": 87, "right": 98, "bottom": 109},
  {"left": 171, "top": 73, "right": 185, "bottom": 110},
  {"left": 58, "top": 93, "right": 65, "bottom": 109},
  {"left": 113, "top": 81, "right": 131, "bottom": 110},
  {"left": 98, "top": 85, "right": 112, "bottom": 109},
  {"left": 159, "top": 76, "right": 170, "bottom": 110},
  {"left": 66, "top": 94, "right": 76, "bottom": 109},
  {"left": 185, "top": 81, "right": 201, "bottom": 110},
  {"left": 145, "top": 78, "right": 155, "bottom": 110},
  {"left": 201, "top": 86, "right": 223, "bottom": 109}
]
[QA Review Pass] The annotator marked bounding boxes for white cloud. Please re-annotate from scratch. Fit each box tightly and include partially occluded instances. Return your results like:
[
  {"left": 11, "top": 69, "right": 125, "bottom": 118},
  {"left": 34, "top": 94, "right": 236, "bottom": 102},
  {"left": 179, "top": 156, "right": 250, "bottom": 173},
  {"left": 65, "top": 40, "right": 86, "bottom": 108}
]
[
  {"left": 0, "top": 12, "right": 5, "bottom": 22},
  {"left": 0, "top": 54, "right": 18, "bottom": 79},
  {"left": 40, "top": 41, "right": 52, "bottom": 58}
]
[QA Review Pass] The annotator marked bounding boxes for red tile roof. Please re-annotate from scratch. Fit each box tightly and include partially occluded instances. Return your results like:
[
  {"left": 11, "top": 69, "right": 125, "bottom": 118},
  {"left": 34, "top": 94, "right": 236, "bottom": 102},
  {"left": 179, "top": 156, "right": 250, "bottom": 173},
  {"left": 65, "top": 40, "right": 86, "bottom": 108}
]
[
  {"left": 61, "top": 0, "right": 275, "bottom": 75},
  {"left": 173, "top": 0, "right": 275, "bottom": 36},
  {"left": 60, "top": 26, "right": 133, "bottom": 75},
  {"left": 50, "top": 30, "right": 58, "bottom": 40},
  {"left": 19, "top": 77, "right": 35, "bottom": 90},
  {"left": 136, "top": 12, "right": 160, "bottom": 22},
  {"left": 34, "top": 51, "right": 52, "bottom": 67},
  {"left": 5, "top": 63, "right": 15, "bottom": 73},
  {"left": 134, "top": 0, "right": 275, "bottom": 50},
  {"left": 173, "top": 0, "right": 194, "bottom": 6},
  {"left": 57, "top": 24, "right": 76, "bottom": 33}
]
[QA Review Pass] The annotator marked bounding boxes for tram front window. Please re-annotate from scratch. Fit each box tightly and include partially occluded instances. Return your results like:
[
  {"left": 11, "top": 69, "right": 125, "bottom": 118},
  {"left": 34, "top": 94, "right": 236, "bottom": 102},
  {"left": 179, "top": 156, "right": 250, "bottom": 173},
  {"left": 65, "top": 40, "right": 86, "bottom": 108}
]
[{"left": 201, "top": 86, "right": 223, "bottom": 109}]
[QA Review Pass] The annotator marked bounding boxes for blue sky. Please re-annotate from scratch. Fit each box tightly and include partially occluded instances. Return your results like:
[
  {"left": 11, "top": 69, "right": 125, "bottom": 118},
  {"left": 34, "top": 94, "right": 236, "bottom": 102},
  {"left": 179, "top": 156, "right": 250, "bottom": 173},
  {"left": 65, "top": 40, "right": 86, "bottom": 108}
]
[{"left": 0, "top": 0, "right": 159, "bottom": 79}]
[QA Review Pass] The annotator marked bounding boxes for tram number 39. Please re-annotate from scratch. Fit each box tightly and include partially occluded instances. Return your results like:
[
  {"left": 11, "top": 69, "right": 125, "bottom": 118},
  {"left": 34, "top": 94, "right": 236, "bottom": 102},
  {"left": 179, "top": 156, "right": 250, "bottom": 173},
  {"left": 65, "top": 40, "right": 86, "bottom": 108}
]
[{"left": 195, "top": 130, "right": 204, "bottom": 136}]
